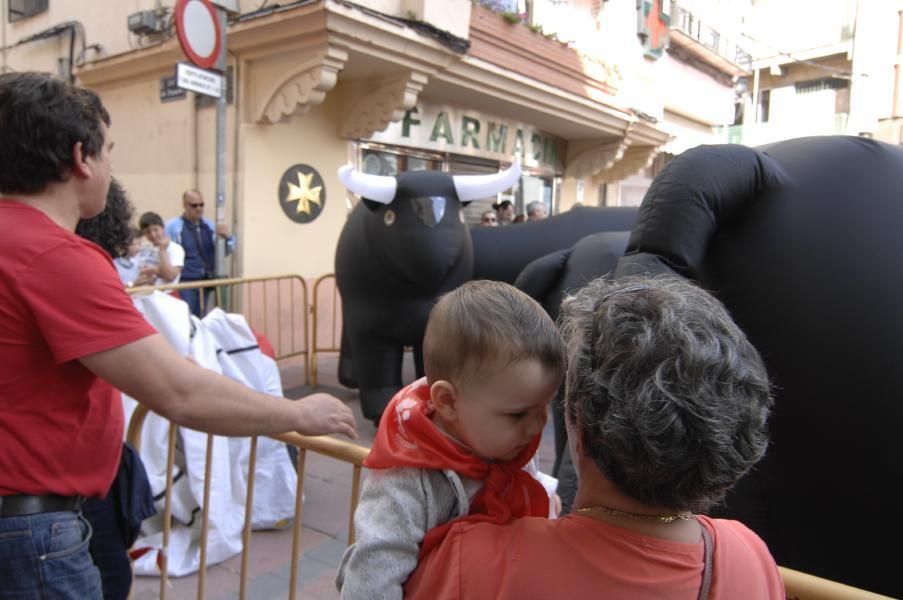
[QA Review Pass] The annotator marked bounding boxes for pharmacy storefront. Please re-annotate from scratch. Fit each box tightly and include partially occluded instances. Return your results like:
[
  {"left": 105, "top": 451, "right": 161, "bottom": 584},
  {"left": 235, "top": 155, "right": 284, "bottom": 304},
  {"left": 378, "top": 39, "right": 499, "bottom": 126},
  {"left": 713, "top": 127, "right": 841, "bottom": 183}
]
[{"left": 359, "top": 101, "right": 566, "bottom": 223}]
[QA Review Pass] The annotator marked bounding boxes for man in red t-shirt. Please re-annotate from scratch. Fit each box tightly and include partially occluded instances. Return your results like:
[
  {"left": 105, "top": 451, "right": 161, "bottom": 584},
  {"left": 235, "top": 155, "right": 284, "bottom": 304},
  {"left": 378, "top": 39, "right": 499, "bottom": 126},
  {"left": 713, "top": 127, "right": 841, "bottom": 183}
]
[{"left": 0, "top": 72, "right": 357, "bottom": 599}]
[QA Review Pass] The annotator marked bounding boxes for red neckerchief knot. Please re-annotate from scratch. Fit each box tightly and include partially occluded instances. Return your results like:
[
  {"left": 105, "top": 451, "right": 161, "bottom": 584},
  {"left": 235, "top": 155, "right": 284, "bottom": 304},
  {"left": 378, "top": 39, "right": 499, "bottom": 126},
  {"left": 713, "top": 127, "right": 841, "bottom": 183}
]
[{"left": 364, "top": 378, "right": 549, "bottom": 561}]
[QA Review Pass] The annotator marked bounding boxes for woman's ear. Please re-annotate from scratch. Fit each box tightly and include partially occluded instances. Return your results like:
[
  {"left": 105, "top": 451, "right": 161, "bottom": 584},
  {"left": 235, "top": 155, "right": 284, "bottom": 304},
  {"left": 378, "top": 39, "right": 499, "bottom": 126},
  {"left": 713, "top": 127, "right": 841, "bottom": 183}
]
[{"left": 429, "top": 380, "right": 459, "bottom": 421}]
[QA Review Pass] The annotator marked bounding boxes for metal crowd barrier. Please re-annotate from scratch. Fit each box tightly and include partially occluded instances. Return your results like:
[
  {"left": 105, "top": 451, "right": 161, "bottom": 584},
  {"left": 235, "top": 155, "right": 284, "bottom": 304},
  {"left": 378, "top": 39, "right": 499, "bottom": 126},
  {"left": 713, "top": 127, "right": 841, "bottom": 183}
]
[
  {"left": 124, "top": 276, "right": 891, "bottom": 600},
  {"left": 126, "top": 395, "right": 892, "bottom": 600},
  {"left": 130, "top": 274, "right": 311, "bottom": 383},
  {"left": 310, "top": 273, "right": 342, "bottom": 388},
  {"left": 779, "top": 567, "right": 893, "bottom": 600},
  {"left": 126, "top": 404, "right": 369, "bottom": 600}
]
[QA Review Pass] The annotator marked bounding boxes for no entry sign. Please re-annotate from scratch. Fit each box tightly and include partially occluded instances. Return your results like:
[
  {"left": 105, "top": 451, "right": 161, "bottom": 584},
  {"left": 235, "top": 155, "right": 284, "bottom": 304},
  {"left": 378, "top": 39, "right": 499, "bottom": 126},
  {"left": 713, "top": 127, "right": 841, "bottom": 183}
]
[{"left": 174, "top": 0, "right": 221, "bottom": 70}]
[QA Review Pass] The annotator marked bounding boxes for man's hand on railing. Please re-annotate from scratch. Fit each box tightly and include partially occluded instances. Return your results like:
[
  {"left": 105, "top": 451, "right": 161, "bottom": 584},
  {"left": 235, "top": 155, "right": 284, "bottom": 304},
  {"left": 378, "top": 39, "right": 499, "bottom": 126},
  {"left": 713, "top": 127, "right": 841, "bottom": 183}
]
[{"left": 295, "top": 392, "right": 358, "bottom": 440}]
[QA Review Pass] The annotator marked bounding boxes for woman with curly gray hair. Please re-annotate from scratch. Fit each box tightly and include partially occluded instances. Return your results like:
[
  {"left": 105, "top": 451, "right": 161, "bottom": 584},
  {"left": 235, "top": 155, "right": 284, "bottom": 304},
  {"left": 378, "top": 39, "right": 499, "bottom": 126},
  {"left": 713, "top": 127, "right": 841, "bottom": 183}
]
[{"left": 406, "top": 275, "right": 784, "bottom": 599}]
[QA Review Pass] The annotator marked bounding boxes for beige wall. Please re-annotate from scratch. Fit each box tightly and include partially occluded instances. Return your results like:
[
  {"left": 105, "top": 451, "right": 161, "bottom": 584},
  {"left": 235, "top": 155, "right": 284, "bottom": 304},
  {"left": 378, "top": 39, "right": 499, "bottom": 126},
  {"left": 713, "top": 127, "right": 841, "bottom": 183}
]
[
  {"left": 559, "top": 175, "right": 603, "bottom": 210},
  {"left": 2, "top": 0, "right": 182, "bottom": 70},
  {"left": 239, "top": 97, "right": 350, "bottom": 279},
  {"left": 100, "top": 82, "right": 197, "bottom": 220}
]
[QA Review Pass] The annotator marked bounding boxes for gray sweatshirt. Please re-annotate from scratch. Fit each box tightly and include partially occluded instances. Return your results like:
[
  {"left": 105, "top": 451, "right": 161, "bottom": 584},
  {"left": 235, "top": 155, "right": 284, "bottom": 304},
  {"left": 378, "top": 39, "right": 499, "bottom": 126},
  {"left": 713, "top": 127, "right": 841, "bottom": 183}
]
[{"left": 336, "top": 467, "right": 483, "bottom": 600}]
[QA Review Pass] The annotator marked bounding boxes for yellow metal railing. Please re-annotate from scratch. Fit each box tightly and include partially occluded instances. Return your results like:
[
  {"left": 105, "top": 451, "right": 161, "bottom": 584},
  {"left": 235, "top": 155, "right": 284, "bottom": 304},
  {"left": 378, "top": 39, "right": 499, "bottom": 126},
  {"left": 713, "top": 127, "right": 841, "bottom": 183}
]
[
  {"left": 125, "top": 275, "right": 892, "bottom": 600},
  {"left": 779, "top": 567, "right": 894, "bottom": 600},
  {"left": 127, "top": 394, "right": 894, "bottom": 600},
  {"left": 310, "top": 273, "right": 342, "bottom": 388},
  {"left": 126, "top": 404, "right": 369, "bottom": 600},
  {"left": 130, "top": 274, "right": 310, "bottom": 382}
]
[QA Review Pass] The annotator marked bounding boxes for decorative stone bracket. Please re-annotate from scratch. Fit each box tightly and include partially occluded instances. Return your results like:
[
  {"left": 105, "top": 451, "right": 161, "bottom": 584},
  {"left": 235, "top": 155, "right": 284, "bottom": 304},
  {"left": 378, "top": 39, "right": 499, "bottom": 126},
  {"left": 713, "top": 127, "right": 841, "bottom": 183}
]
[
  {"left": 564, "top": 139, "right": 629, "bottom": 179},
  {"left": 337, "top": 71, "right": 429, "bottom": 140},
  {"left": 593, "top": 144, "right": 661, "bottom": 184},
  {"left": 254, "top": 45, "right": 348, "bottom": 124}
]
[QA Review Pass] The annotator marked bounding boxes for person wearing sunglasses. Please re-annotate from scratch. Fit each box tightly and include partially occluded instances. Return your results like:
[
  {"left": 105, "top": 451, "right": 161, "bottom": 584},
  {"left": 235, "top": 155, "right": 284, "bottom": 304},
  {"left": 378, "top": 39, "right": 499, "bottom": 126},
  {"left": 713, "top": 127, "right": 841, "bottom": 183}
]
[
  {"left": 165, "top": 190, "right": 235, "bottom": 316},
  {"left": 479, "top": 209, "right": 498, "bottom": 227}
]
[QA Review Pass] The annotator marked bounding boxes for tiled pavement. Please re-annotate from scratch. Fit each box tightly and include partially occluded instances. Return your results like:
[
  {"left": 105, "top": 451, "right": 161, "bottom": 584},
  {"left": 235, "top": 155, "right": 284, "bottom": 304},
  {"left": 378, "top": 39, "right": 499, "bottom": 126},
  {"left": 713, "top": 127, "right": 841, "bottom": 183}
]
[{"left": 131, "top": 353, "right": 557, "bottom": 599}]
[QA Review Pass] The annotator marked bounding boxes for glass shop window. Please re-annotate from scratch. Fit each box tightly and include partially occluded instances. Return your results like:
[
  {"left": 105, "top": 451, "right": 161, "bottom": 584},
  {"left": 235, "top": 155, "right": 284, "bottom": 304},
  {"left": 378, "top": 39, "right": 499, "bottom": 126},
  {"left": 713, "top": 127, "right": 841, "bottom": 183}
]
[{"left": 448, "top": 157, "right": 510, "bottom": 227}]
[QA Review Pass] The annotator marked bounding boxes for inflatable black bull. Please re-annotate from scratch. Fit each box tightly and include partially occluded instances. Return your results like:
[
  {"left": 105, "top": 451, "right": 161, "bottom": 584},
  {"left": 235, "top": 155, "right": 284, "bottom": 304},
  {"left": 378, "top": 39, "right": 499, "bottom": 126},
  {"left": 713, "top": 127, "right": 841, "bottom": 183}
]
[
  {"left": 335, "top": 163, "right": 521, "bottom": 421},
  {"left": 607, "top": 139, "right": 899, "bottom": 596},
  {"left": 335, "top": 164, "right": 637, "bottom": 422}
]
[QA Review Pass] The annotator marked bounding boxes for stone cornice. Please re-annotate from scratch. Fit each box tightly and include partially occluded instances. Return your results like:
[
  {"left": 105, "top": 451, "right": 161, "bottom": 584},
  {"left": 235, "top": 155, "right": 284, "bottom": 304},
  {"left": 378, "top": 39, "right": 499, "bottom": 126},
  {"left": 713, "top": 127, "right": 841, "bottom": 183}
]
[
  {"left": 438, "top": 56, "right": 636, "bottom": 139},
  {"left": 337, "top": 71, "right": 428, "bottom": 139},
  {"left": 243, "top": 1, "right": 458, "bottom": 125},
  {"left": 76, "top": 38, "right": 182, "bottom": 90}
]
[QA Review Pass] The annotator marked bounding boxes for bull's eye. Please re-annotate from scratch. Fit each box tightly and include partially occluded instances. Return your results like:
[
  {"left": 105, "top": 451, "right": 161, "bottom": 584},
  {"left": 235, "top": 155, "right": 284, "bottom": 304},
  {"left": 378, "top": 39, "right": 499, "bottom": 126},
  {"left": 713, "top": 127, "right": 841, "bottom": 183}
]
[{"left": 384, "top": 209, "right": 396, "bottom": 226}]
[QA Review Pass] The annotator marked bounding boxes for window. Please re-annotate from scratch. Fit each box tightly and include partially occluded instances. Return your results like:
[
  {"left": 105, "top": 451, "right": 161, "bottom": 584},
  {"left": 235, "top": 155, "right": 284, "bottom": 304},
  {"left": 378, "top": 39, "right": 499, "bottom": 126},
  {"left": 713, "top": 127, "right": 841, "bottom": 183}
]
[
  {"left": 795, "top": 77, "right": 849, "bottom": 94},
  {"left": 8, "top": 0, "right": 48, "bottom": 23},
  {"left": 361, "top": 149, "right": 439, "bottom": 177},
  {"left": 758, "top": 89, "right": 770, "bottom": 123},
  {"left": 448, "top": 157, "right": 505, "bottom": 227}
]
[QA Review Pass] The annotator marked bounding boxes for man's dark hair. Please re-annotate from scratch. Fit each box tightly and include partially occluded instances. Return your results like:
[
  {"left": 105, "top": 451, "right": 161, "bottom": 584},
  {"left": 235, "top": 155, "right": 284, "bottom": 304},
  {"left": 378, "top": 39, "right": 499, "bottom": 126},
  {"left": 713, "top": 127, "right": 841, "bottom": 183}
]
[
  {"left": 75, "top": 178, "right": 134, "bottom": 258},
  {"left": 0, "top": 72, "right": 111, "bottom": 195},
  {"left": 139, "top": 211, "right": 164, "bottom": 230}
]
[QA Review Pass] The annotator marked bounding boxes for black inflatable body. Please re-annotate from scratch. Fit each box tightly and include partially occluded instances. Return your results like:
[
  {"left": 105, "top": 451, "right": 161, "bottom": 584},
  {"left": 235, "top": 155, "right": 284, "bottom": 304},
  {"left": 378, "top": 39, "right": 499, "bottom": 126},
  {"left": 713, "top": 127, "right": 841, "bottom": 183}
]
[
  {"left": 615, "top": 139, "right": 901, "bottom": 596},
  {"left": 514, "top": 230, "right": 631, "bottom": 510},
  {"left": 472, "top": 206, "right": 637, "bottom": 283}
]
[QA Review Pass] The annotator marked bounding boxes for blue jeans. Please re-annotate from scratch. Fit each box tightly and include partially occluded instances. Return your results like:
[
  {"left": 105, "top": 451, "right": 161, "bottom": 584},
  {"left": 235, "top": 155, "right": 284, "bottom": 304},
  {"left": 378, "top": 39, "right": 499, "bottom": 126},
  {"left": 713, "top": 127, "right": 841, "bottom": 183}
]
[
  {"left": 82, "top": 494, "right": 131, "bottom": 600},
  {"left": 0, "top": 511, "right": 102, "bottom": 600},
  {"left": 180, "top": 284, "right": 217, "bottom": 317}
]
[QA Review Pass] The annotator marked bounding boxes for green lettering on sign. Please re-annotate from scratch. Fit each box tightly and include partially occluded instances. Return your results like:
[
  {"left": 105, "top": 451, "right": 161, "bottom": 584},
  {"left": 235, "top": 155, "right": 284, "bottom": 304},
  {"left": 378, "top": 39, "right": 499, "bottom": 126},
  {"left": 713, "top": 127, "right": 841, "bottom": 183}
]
[
  {"left": 544, "top": 138, "right": 559, "bottom": 166},
  {"left": 461, "top": 116, "right": 481, "bottom": 149},
  {"left": 531, "top": 132, "right": 543, "bottom": 161},
  {"left": 512, "top": 129, "right": 526, "bottom": 160},
  {"left": 486, "top": 122, "right": 507, "bottom": 153},
  {"left": 402, "top": 108, "right": 421, "bottom": 138},
  {"left": 430, "top": 112, "right": 454, "bottom": 144}
]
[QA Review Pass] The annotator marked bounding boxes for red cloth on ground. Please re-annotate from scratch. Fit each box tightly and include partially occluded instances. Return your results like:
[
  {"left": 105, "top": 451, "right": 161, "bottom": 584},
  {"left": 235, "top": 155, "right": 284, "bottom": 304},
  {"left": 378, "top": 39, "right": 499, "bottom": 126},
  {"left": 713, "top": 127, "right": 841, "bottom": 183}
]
[
  {"left": 0, "top": 201, "right": 156, "bottom": 498},
  {"left": 364, "top": 378, "right": 549, "bottom": 560},
  {"left": 405, "top": 514, "right": 785, "bottom": 600}
]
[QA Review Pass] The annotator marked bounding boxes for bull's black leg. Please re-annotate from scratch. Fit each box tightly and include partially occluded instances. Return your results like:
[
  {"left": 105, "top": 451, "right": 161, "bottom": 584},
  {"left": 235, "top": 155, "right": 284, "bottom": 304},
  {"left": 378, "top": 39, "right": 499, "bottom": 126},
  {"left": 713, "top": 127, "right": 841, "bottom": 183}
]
[{"left": 351, "top": 335, "right": 405, "bottom": 425}]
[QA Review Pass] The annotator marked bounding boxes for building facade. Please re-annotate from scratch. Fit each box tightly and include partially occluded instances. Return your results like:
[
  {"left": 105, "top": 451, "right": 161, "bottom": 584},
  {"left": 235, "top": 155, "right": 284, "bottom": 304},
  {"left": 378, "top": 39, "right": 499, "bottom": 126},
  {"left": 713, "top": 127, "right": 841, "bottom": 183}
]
[
  {"left": 724, "top": 0, "right": 903, "bottom": 149},
  {"left": 1, "top": 0, "right": 743, "bottom": 278}
]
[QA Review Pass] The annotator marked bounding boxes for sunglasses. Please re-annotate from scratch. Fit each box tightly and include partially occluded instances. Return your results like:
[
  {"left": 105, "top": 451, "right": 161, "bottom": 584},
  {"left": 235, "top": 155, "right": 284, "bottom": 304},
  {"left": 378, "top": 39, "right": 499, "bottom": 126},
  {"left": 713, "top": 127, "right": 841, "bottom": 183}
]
[{"left": 187, "top": 202, "right": 204, "bottom": 208}]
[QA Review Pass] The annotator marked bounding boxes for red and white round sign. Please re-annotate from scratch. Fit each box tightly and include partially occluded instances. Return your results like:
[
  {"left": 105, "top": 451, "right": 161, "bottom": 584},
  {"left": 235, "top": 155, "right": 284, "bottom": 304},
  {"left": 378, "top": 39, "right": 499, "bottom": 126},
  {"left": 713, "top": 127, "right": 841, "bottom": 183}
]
[{"left": 174, "top": 0, "right": 221, "bottom": 70}]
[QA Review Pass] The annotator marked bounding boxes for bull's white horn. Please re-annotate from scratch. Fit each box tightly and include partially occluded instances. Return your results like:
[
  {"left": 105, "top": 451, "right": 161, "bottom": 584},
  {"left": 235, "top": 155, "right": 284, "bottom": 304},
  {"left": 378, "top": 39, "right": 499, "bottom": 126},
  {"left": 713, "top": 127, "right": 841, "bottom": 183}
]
[
  {"left": 337, "top": 164, "right": 397, "bottom": 205},
  {"left": 453, "top": 159, "right": 521, "bottom": 201}
]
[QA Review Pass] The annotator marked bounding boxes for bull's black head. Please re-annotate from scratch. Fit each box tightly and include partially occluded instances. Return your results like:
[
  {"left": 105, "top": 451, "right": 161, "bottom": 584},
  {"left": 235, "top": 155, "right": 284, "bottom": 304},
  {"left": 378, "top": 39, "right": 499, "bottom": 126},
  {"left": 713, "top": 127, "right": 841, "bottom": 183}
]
[
  {"left": 336, "top": 161, "right": 520, "bottom": 287},
  {"left": 337, "top": 161, "right": 520, "bottom": 224}
]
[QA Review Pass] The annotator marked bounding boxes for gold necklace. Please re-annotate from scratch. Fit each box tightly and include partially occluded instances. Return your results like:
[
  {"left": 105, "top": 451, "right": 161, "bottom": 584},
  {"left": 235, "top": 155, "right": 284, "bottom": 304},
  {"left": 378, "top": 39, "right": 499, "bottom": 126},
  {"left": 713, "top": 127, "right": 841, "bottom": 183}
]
[{"left": 576, "top": 505, "right": 696, "bottom": 523}]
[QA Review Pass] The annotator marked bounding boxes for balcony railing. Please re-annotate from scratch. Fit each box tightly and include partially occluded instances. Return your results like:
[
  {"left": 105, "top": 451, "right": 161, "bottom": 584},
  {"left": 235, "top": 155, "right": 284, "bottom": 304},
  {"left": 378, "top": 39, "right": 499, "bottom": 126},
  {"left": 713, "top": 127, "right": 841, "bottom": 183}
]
[
  {"left": 718, "top": 113, "right": 849, "bottom": 146},
  {"left": 670, "top": 2, "right": 752, "bottom": 71}
]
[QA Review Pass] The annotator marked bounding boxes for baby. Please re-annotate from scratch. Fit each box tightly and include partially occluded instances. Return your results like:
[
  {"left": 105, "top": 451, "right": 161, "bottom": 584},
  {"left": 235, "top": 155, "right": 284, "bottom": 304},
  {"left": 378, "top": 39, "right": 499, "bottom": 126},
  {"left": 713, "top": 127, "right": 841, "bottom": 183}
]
[{"left": 337, "top": 280, "right": 565, "bottom": 599}]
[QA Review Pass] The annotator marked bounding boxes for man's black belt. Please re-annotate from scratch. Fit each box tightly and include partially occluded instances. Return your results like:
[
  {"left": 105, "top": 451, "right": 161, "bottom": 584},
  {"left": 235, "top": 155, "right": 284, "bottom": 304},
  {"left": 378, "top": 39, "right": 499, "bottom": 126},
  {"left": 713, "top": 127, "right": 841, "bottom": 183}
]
[{"left": 0, "top": 494, "right": 85, "bottom": 517}]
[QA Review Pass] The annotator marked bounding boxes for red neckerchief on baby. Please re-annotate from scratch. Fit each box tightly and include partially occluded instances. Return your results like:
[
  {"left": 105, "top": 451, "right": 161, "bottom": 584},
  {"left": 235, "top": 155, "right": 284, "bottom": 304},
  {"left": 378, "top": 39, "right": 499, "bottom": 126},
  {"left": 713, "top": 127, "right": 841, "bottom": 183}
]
[{"left": 363, "top": 377, "right": 549, "bottom": 561}]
